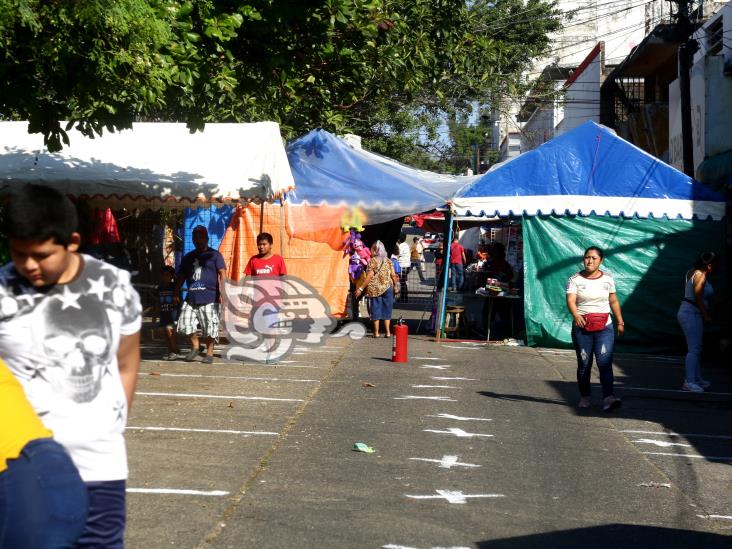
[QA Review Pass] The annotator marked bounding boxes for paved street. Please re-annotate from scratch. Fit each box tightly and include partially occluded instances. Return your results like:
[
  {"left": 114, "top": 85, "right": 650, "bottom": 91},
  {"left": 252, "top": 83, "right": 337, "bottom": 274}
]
[{"left": 127, "top": 334, "right": 732, "bottom": 548}]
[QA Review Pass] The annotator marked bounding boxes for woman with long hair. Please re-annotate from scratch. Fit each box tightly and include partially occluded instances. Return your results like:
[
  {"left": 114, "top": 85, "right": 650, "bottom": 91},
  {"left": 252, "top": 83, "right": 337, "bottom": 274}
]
[{"left": 677, "top": 251, "right": 717, "bottom": 392}]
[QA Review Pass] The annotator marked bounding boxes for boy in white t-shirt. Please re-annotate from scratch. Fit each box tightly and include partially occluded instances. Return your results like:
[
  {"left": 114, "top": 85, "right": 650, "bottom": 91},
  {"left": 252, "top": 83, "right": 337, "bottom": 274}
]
[{"left": 0, "top": 185, "right": 141, "bottom": 548}]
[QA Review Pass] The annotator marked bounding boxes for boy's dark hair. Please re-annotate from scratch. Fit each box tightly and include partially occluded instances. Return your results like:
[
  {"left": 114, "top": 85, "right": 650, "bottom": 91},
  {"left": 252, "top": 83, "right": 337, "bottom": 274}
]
[
  {"left": 257, "top": 232, "right": 273, "bottom": 244},
  {"left": 3, "top": 184, "right": 78, "bottom": 246},
  {"left": 160, "top": 265, "right": 176, "bottom": 277}
]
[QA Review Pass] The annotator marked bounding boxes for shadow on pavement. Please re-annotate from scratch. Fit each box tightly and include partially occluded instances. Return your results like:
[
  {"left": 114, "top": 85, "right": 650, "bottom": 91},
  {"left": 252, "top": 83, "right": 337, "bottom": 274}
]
[
  {"left": 477, "top": 379, "right": 732, "bottom": 466},
  {"left": 475, "top": 524, "right": 730, "bottom": 549}
]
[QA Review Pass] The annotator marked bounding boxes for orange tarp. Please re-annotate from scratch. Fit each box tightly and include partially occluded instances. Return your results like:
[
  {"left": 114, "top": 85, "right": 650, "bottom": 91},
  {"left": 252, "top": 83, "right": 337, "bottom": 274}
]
[{"left": 218, "top": 203, "right": 351, "bottom": 317}]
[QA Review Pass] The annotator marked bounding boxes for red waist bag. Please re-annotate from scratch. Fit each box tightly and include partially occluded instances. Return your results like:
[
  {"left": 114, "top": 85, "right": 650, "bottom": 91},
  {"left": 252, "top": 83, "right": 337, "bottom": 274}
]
[{"left": 583, "top": 313, "right": 609, "bottom": 332}]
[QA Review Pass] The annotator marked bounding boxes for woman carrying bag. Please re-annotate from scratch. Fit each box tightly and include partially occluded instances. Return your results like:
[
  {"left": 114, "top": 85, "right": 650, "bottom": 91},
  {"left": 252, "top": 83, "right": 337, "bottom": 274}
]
[
  {"left": 566, "top": 246, "right": 624, "bottom": 411},
  {"left": 355, "top": 241, "right": 400, "bottom": 338}
]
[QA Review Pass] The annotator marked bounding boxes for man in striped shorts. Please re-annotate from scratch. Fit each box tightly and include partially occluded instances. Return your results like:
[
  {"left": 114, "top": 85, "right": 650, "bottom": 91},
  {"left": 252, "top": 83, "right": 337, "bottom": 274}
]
[{"left": 175, "top": 226, "right": 226, "bottom": 364}]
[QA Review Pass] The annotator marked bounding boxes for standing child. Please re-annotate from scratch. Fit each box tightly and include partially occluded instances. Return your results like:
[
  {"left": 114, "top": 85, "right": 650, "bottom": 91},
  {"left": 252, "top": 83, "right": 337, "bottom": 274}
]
[
  {"left": 158, "top": 266, "right": 181, "bottom": 360},
  {"left": 0, "top": 184, "right": 141, "bottom": 548},
  {"left": 244, "top": 232, "right": 287, "bottom": 277}
]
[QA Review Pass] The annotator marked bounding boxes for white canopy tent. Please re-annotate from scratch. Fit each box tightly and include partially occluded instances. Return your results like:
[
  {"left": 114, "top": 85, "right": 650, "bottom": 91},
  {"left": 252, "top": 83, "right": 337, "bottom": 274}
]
[{"left": 0, "top": 121, "right": 295, "bottom": 208}]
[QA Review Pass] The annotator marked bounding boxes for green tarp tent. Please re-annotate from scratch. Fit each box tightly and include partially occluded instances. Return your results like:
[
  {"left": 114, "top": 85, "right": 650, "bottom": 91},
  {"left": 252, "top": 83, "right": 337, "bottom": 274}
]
[{"left": 452, "top": 122, "right": 726, "bottom": 352}]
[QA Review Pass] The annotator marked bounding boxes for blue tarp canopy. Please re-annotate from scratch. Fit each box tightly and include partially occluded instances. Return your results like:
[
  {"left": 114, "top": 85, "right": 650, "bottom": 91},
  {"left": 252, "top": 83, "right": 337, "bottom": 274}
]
[
  {"left": 287, "top": 129, "right": 474, "bottom": 230},
  {"left": 452, "top": 121, "right": 725, "bottom": 220}
]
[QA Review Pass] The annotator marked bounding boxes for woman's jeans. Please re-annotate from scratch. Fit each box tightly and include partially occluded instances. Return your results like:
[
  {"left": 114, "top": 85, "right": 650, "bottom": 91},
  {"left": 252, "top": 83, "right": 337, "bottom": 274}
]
[
  {"left": 571, "top": 324, "right": 615, "bottom": 398},
  {"left": 677, "top": 302, "right": 703, "bottom": 382},
  {"left": 0, "top": 438, "right": 88, "bottom": 548},
  {"left": 449, "top": 263, "right": 464, "bottom": 290}
]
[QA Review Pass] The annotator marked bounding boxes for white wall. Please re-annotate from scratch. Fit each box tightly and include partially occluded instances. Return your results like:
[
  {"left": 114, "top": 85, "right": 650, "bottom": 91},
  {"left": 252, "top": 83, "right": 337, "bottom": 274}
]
[{"left": 555, "top": 52, "right": 602, "bottom": 135}]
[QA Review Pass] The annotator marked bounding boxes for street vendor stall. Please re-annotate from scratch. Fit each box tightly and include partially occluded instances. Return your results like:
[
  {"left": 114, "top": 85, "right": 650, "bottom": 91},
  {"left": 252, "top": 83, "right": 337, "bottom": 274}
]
[
  {"left": 0, "top": 121, "right": 295, "bottom": 304},
  {"left": 444, "top": 121, "right": 726, "bottom": 352}
]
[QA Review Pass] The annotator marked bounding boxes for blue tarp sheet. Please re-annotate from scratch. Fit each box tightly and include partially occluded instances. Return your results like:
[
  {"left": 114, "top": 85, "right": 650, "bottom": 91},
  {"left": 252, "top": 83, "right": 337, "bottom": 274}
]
[
  {"left": 452, "top": 121, "right": 725, "bottom": 220},
  {"left": 287, "top": 129, "right": 474, "bottom": 230}
]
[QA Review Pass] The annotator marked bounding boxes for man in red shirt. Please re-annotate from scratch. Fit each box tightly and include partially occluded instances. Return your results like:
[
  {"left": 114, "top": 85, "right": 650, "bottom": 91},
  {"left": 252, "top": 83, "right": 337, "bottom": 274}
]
[
  {"left": 244, "top": 233, "right": 287, "bottom": 277},
  {"left": 449, "top": 236, "right": 466, "bottom": 291}
]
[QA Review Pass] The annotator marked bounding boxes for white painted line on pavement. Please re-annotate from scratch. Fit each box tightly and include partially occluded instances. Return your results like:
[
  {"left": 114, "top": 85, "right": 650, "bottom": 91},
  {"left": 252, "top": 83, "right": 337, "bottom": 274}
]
[
  {"left": 394, "top": 396, "right": 457, "bottom": 402},
  {"left": 141, "top": 372, "right": 319, "bottom": 383},
  {"left": 269, "top": 363, "right": 323, "bottom": 369},
  {"left": 620, "top": 386, "right": 732, "bottom": 396},
  {"left": 127, "top": 426, "right": 278, "bottom": 436},
  {"left": 412, "top": 385, "right": 458, "bottom": 389},
  {"left": 409, "top": 455, "right": 481, "bottom": 469},
  {"left": 427, "top": 413, "right": 492, "bottom": 422},
  {"left": 620, "top": 430, "right": 732, "bottom": 440},
  {"left": 383, "top": 545, "right": 470, "bottom": 549},
  {"left": 127, "top": 488, "right": 229, "bottom": 496},
  {"left": 419, "top": 365, "right": 451, "bottom": 370},
  {"left": 633, "top": 439, "right": 692, "bottom": 448},
  {"left": 641, "top": 452, "right": 732, "bottom": 461},
  {"left": 697, "top": 514, "right": 732, "bottom": 520},
  {"left": 412, "top": 357, "right": 441, "bottom": 360},
  {"left": 440, "top": 345, "right": 480, "bottom": 350},
  {"left": 136, "top": 391, "right": 304, "bottom": 402},
  {"left": 405, "top": 490, "right": 504, "bottom": 504},
  {"left": 424, "top": 428, "right": 494, "bottom": 439},
  {"left": 431, "top": 377, "right": 477, "bottom": 381}
]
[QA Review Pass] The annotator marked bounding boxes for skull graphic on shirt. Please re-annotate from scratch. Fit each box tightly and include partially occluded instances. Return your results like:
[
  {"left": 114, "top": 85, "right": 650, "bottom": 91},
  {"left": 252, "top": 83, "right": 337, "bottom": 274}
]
[{"left": 33, "top": 293, "right": 114, "bottom": 403}]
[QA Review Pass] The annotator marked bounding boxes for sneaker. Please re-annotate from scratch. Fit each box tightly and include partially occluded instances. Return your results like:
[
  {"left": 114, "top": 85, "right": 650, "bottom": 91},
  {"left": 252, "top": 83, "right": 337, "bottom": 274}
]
[
  {"left": 163, "top": 352, "right": 179, "bottom": 361},
  {"left": 602, "top": 396, "right": 622, "bottom": 412},
  {"left": 682, "top": 381, "right": 704, "bottom": 393},
  {"left": 184, "top": 348, "right": 199, "bottom": 362},
  {"left": 697, "top": 378, "right": 711, "bottom": 389},
  {"left": 202, "top": 355, "right": 214, "bottom": 364}
]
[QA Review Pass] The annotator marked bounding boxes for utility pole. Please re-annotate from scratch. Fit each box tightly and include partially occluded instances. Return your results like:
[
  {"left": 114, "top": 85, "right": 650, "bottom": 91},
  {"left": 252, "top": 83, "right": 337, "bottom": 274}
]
[{"left": 674, "top": 0, "right": 699, "bottom": 177}]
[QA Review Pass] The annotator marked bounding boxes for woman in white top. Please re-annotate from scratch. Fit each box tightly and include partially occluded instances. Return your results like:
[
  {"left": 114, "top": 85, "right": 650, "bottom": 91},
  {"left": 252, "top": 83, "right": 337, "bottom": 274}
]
[
  {"left": 677, "top": 252, "right": 717, "bottom": 392},
  {"left": 566, "top": 246, "right": 625, "bottom": 411}
]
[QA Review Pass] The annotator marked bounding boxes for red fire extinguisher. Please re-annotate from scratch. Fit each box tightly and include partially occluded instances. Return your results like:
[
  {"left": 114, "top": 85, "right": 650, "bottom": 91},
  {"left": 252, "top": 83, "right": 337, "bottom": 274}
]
[{"left": 392, "top": 317, "right": 408, "bottom": 363}]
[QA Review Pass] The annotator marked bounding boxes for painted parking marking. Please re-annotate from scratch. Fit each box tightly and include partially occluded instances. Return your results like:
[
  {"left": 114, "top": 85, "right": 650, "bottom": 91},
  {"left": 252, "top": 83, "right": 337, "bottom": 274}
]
[
  {"left": 424, "top": 428, "right": 493, "bottom": 439},
  {"left": 395, "top": 396, "right": 457, "bottom": 402},
  {"left": 697, "top": 514, "right": 732, "bottom": 520},
  {"left": 140, "top": 372, "right": 319, "bottom": 383},
  {"left": 264, "top": 363, "right": 323, "bottom": 369},
  {"left": 633, "top": 439, "right": 692, "bottom": 448},
  {"left": 431, "top": 377, "right": 477, "bottom": 381},
  {"left": 405, "top": 490, "right": 504, "bottom": 504},
  {"left": 127, "top": 488, "right": 229, "bottom": 496},
  {"left": 621, "top": 430, "right": 732, "bottom": 440},
  {"left": 419, "top": 365, "right": 451, "bottom": 370},
  {"left": 413, "top": 357, "right": 441, "bottom": 360},
  {"left": 440, "top": 345, "right": 480, "bottom": 350},
  {"left": 135, "top": 391, "right": 303, "bottom": 402},
  {"left": 383, "top": 545, "right": 470, "bottom": 549},
  {"left": 409, "top": 455, "right": 481, "bottom": 469},
  {"left": 641, "top": 452, "right": 732, "bottom": 461},
  {"left": 427, "top": 413, "right": 492, "bottom": 422},
  {"left": 412, "top": 385, "right": 458, "bottom": 389},
  {"left": 127, "top": 426, "right": 278, "bottom": 436}
]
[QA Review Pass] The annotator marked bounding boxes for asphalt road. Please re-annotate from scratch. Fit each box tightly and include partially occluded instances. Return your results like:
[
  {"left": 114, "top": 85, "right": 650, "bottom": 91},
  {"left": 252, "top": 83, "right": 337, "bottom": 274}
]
[{"left": 126, "top": 335, "right": 732, "bottom": 548}]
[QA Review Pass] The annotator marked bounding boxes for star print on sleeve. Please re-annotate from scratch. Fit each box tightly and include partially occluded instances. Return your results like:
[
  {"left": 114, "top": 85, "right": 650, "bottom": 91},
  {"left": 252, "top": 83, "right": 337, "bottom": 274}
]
[{"left": 87, "top": 276, "right": 108, "bottom": 301}]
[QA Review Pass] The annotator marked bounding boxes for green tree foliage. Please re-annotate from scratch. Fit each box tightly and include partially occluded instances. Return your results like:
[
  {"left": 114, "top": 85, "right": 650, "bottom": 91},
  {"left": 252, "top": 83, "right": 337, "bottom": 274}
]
[{"left": 0, "top": 1, "right": 561, "bottom": 160}]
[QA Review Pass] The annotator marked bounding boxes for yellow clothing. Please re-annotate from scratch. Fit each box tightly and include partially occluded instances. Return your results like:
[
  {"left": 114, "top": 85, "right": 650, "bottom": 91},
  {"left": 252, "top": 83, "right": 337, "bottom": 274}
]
[{"left": 0, "top": 359, "right": 52, "bottom": 472}]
